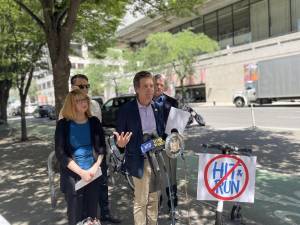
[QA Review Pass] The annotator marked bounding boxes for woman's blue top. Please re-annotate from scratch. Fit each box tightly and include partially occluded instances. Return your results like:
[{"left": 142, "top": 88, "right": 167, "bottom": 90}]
[{"left": 69, "top": 120, "right": 94, "bottom": 170}]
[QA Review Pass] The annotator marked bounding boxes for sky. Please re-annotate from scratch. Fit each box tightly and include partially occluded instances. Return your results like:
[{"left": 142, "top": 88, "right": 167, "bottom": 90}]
[{"left": 118, "top": 10, "right": 144, "bottom": 30}]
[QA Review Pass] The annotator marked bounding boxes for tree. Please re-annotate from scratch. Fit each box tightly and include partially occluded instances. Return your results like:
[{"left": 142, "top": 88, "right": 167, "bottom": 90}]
[
  {"left": 137, "top": 30, "right": 219, "bottom": 102},
  {"left": 76, "top": 64, "right": 106, "bottom": 96},
  {"left": 14, "top": 0, "right": 205, "bottom": 114},
  {"left": 0, "top": 1, "right": 45, "bottom": 140},
  {"left": 0, "top": 3, "right": 15, "bottom": 124},
  {"left": 76, "top": 48, "right": 126, "bottom": 97}
]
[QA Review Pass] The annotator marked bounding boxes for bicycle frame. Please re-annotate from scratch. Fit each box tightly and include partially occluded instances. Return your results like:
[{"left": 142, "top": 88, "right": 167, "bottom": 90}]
[{"left": 106, "top": 135, "right": 134, "bottom": 191}]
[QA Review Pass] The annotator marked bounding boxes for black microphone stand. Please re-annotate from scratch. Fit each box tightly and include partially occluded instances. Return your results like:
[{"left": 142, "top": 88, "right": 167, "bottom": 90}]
[
  {"left": 142, "top": 133, "right": 177, "bottom": 225},
  {"left": 156, "top": 150, "right": 176, "bottom": 225}
]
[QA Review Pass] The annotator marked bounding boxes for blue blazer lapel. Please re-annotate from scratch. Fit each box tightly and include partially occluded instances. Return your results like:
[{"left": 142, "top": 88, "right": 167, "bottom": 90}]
[{"left": 151, "top": 102, "right": 161, "bottom": 135}]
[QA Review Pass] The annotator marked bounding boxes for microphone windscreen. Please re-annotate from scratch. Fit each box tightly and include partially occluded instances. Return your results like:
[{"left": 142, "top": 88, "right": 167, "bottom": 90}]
[
  {"left": 171, "top": 128, "right": 178, "bottom": 133},
  {"left": 143, "top": 133, "right": 151, "bottom": 142}
]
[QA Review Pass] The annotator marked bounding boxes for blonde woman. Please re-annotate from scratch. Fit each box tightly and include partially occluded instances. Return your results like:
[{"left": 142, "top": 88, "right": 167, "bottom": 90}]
[{"left": 55, "top": 89, "right": 105, "bottom": 225}]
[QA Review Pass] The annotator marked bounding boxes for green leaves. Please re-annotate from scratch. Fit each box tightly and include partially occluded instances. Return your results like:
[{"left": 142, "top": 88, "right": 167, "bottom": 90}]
[
  {"left": 126, "top": 30, "right": 218, "bottom": 80},
  {"left": 0, "top": 0, "right": 44, "bottom": 80}
]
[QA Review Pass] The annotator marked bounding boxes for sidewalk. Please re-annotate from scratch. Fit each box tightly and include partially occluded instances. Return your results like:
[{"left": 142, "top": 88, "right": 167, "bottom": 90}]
[
  {"left": 1, "top": 119, "right": 299, "bottom": 225},
  {"left": 0, "top": 121, "right": 219, "bottom": 225}
]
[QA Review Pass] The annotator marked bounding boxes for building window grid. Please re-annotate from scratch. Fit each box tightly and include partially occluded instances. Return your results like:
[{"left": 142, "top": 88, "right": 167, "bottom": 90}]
[{"left": 167, "top": 0, "right": 296, "bottom": 48}]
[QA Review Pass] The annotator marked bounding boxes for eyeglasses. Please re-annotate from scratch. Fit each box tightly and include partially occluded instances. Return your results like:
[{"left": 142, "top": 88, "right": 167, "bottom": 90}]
[
  {"left": 75, "top": 98, "right": 89, "bottom": 104},
  {"left": 74, "top": 84, "right": 90, "bottom": 89}
]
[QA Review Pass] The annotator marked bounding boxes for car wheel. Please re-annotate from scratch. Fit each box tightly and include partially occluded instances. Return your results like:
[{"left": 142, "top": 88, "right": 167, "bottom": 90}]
[{"left": 234, "top": 98, "right": 245, "bottom": 107}]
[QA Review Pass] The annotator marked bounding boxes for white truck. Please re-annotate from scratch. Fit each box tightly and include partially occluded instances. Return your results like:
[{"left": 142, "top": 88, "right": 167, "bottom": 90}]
[{"left": 233, "top": 54, "right": 300, "bottom": 107}]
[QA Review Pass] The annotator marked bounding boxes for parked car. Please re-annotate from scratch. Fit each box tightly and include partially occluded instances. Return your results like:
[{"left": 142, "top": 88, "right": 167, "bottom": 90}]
[
  {"left": 101, "top": 95, "right": 136, "bottom": 128},
  {"left": 25, "top": 103, "right": 38, "bottom": 115},
  {"left": 48, "top": 107, "right": 57, "bottom": 120},
  {"left": 10, "top": 106, "right": 21, "bottom": 116},
  {"left": 91, "top": 96, "right": 104, "bottom": 108},
  {"left": 33, "top": 105, "right": 55, "bottom": 118}
]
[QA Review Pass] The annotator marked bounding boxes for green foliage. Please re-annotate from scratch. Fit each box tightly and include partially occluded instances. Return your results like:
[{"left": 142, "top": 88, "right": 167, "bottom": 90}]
[
  {"left": 136, "top": 30, "right": 219, "bottom": 79},
  {"left": 116, "top": 76, "right": 132, "bottom": 95},
  {"left": 75, "top": 64, "right": 107, "bottom": 96},
  {"left": 74, "top": 1, "right": 129, "bottom": 58},
  {"left": 0, "top": 0, "right": 44, "bottom": 80},
  {"left": 122, "top": 48, "right": 145, "bottom": 72}
]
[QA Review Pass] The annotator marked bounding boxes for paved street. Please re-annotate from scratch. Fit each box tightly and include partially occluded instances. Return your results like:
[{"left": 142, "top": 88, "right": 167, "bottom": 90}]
[
  {"left": 193, "top": 105, "right": 300, "bottom": 130},
  {"left": 0, "top": 106, "right": 300, "bottom": 225}
]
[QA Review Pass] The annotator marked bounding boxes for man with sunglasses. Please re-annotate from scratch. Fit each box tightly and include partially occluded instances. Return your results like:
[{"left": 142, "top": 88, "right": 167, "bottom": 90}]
[
  {"left": 70, "top": 74, "right": 102, "bottom": 122},
  {"left": 62, "top": 74, "right": 121, "bottom": 223}
]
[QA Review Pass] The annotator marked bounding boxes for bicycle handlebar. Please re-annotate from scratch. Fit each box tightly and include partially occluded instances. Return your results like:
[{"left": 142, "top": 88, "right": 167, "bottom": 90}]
[{"left": 202, "top": 143, "right": 252, "bottom": 155}]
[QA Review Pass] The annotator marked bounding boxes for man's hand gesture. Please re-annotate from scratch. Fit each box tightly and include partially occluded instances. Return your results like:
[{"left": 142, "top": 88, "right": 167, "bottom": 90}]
[{"left": 113, "top": 131, "right": 132, "bottom": 148}]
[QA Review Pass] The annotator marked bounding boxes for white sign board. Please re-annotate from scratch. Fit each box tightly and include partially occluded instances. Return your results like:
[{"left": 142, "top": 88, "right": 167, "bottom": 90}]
[
  {"left": 165, "top": 107, "right": 190, "bottom": 135},
  {"left": 197, "top": 154, "right": 256, "bottom": 203}
]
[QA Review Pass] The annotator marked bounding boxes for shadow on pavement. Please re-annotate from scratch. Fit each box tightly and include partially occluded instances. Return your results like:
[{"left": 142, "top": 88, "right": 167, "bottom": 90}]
[
  {"left": 1, "top": 121, "right": 300, "bottom": 225},
  {"left": 185, "top": 126, "right": 300, "bottom": 174}
]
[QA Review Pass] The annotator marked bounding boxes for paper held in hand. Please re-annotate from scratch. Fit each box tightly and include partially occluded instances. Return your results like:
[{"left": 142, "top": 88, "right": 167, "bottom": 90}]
[
  {"left": 75, "top": 167, "right": 102, "bottom": 191},
  {"left": 165, "top": 107, "right": 190, "bottom": 135}
]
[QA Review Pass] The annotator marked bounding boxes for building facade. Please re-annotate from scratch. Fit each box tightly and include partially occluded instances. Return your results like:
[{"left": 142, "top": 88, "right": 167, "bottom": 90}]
[{"left": 117, "top": 0, "right": 300, "bottom": 104}]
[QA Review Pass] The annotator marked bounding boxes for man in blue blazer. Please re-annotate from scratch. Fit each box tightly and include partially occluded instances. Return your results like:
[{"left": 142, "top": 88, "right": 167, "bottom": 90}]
[{"left": 114, "top": 71, "right": 165, "bottom": 225}]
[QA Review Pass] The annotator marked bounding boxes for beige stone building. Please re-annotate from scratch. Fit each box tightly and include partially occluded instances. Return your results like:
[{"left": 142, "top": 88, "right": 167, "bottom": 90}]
[{"left": 117, "top": 0, "right": 300, "bottom": 104}]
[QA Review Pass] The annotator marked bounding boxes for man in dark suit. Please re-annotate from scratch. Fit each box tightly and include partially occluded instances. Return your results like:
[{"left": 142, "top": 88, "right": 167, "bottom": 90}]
[
  {"left": 113, "top": 71, "right": 165, "bottom": 225},
  {"left": 153, "top": 74, "right": 179, "bottom": 215}
]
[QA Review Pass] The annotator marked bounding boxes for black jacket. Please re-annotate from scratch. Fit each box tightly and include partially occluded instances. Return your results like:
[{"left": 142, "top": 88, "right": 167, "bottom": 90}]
[{"left": 55, "top": 116, "right": 106, "bottom": 193}]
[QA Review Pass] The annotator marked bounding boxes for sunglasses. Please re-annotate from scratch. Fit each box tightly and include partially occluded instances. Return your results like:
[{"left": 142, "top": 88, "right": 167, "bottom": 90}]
[{"left": 75, "top": 84, "right": 90, "bottom": 89}]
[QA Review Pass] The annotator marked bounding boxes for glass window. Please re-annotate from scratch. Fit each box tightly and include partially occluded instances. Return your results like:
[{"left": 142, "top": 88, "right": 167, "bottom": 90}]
[
  {"left": 104, "top": 99, "right": 113, "bottom": 108},
  {"left": 233, "top": 0, "right": 251, "bottom": 45},
  {"left": 250, "top": 0, "right": 269, "bottom": 41},
  {"left": 291, "top": 0, "right": 300, "bottom": 32},
  {"left": 270, "top": 0, "right": 290, "bottom": 36},
  {"left": 204, "top": 12, "right": 218, "bottom": 40},
  {"left": 169, "top": 26, "right": 181, "bottom": 34},
  {"left": 218, "top": 6, "right": 233, "bottom": 48},
  {"left": 192, "top": 17, "right": 203, "bottom": 33},
  {"left": 181, "top": 22, "right": 192, "bottom": 30}
]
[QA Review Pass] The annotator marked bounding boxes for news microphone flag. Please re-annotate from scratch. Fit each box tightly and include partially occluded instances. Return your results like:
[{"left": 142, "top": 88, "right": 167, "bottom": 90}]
[{"left": 141, "top": 137, "right": 165, "bottom": 154}]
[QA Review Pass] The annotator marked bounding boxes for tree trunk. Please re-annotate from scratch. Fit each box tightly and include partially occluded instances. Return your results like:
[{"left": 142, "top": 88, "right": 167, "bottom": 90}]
[
  {"left": 19, "top": 93, "right": 27, "bottom": 141},
  {"left": 46, "top": 29, "right": 72, "bottom": 117},
  {"left": 52, "top": 57, "right": 71, "bottom": 116},
  {"left": 0, "top": 79, "right": 12, "bottom": 124},
  {"left": 113, "top": 78, "right": 119, "bottom": 97},
  {"left": 18, "top": 67, "right": 35, "bottom": 141},
  {"left": 180, "top": 78, "right": 185, "bottom": 105}
]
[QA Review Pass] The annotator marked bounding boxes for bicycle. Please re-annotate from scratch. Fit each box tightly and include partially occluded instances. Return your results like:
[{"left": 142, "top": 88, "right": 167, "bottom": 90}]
[
  {"left": 105, "top": 134, "right": 134, "bottom": 191},
  {"left": 181, "top": 104, "right": 205, "bottom": 126},
  {"left": 201, "top": 143, "right": 253, "bottom": 225}
]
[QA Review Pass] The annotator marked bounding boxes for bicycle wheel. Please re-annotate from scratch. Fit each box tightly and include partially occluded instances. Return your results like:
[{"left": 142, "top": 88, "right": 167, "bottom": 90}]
[
  {"left": 107, "top": 154, "right": 124, "bottom": 187},
  {"left": 125, "top": 173, "right": 134, "bottom": 191},
  {"left": 194, "top": 113, "right": 205, "bottom": 126}
]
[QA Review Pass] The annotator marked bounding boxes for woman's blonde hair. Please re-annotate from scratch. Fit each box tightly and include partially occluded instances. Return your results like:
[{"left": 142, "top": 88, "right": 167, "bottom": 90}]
[{"left": 61, "top": 89, "right": 92, "bottom": 120}]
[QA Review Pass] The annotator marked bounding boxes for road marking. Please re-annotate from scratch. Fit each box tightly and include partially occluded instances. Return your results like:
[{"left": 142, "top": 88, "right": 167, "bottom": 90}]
[
  {"left": 277, "top": 116, "right": 300, "bottom": 119},
  {"left": 207, "top": 126, "right": 300, "bottom": 131},
  {"left": 258, "top": 126, "right": 300, "bottom": 131}
]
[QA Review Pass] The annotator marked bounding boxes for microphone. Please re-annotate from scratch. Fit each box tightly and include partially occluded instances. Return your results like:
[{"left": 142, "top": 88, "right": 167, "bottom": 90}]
[
  {"left": 141, "top": 133, "right": 163, "bottom": 176},
  {"left": 171, "top": 128, "right": 178, "bottom": 133},
  {"left": 141, "top": 135, "right": 165, "bottom": 154}
]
